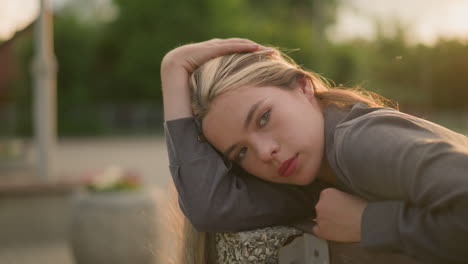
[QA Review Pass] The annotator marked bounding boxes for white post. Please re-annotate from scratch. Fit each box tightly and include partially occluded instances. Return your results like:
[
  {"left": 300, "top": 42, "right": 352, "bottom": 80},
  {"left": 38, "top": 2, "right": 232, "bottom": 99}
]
[{"left": 32, "top": 0, "right": 57, "bottom": 182}]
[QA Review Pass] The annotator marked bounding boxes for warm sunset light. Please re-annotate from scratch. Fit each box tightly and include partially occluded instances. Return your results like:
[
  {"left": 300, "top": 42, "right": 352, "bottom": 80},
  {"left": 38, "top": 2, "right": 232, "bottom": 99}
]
[
  {"left": 0, "top": 0, "right": 38, "bottom": 40},
  {"left": 2, "top": 0, "right": 468, "bottom": 44},
  {"left": 443, "top": 2, "right": 468, "bottom": 38},
  {"left": 1, "top": 0, "right": 468, "bottom": 263},
  {"left": 330, "top": 0, "right": 468, "bottom": 44}
]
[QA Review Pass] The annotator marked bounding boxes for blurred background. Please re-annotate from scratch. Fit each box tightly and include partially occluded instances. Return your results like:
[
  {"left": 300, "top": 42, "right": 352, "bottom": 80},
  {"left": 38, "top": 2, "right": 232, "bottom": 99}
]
[
  {"left": 0, "top": 0, "right": 467, "bottom": 263},
  {"left": 2, "top": 0, "right": 468, "bottom": 139}
]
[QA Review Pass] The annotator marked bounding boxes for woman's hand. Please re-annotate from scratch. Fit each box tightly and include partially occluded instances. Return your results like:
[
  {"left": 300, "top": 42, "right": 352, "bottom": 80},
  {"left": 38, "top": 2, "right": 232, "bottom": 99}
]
[
  {"left": 312, "top": 188, "right": 368, "bottom": 242},
  {"left": 160, "top": 38, "right": 261, "bottom": 120},
  {"left": 161, "top": 38, "right": 260, "bottom": 74}
]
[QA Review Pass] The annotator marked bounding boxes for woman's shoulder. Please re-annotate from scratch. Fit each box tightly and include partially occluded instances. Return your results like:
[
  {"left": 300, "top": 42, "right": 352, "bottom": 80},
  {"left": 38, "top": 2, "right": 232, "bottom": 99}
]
[
  {"left": 334, "top": 102, "right": 468, "bottom": 148},
  {"left": 338, "top": 102, "right": 400, "bottom": 126},
  {"left": 324, "top": 102, "right": 398, "bottom": 140}
]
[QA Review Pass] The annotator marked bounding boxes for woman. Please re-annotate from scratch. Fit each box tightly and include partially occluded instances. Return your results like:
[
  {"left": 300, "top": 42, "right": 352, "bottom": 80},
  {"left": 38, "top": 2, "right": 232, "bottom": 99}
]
[{"left": 161, "top": 38, "right": 468, "bottom": 263}]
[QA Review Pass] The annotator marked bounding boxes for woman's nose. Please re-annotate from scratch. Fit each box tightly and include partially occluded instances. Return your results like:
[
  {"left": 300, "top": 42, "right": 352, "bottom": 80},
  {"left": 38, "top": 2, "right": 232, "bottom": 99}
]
[{"left": 256, "top": 139, "right": 279, "bottom": 162}]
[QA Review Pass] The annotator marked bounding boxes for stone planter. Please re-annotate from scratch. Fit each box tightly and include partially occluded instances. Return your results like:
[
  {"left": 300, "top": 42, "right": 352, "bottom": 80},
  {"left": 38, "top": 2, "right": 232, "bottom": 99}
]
[{"left": 70, "top": 189, "right": 158, "bottom": 264}]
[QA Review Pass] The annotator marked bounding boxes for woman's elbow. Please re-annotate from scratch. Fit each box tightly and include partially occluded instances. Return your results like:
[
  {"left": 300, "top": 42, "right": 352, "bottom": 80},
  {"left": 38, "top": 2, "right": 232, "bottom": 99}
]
[{"left": 185, "top": 209, "right": 226, "bottom": 232}]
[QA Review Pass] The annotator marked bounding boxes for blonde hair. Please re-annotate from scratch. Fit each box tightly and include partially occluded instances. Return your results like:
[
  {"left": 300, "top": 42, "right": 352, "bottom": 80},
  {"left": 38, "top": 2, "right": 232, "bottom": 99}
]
[
  {"left": 190, "top": 48, "right": 397, "bottom": 121},
  {"left": 165, "top": 183, "right": 210, "bottom": 264}
]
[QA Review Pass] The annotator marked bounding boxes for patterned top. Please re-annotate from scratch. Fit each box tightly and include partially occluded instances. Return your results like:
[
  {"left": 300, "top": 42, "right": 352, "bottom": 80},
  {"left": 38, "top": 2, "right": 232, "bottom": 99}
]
[{"left": 215, "top": 226, "right": 302, "bottom": 263}]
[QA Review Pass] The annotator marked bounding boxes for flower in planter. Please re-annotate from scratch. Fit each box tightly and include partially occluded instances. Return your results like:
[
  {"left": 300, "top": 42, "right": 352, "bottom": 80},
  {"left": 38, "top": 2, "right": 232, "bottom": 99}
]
[{"left": 83, "top": 166, "right": 142, "bottom": 192}]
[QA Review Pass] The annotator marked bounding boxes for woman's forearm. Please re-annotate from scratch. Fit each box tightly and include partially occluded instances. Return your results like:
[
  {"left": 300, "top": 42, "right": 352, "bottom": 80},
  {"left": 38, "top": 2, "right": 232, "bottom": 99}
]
[{"left": 161, "top": 56, "right": 193, "bottom": 120}]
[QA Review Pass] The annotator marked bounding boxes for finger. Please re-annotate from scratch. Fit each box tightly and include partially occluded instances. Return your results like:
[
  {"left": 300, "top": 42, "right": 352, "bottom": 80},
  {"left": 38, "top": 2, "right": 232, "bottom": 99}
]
[
  {"left": 312, "top": 224, "right": 321, "bottom": 237},
  {"left": 224, "top": 38, "right": 273, "bottom": 51},
  {"left": 205, "top": 38, "right": 275, "bottom": 55},
  {"left": 220, "top": 38, "right": 258, "bottom": 45},
  {"left": 183, "top": 42, "right": 259, "bottom": 72},
  {"left": 206, "top": 38, "right": 256, "bottom": 46},
  {"left": 208, "top": 42, "right": 260, "bottom": 57},
  {"left": 206, "top": 38, "right": 222, "bottom": 43},
  {"left": 226, "top": 37, "right": 255, "bottom": 43}
]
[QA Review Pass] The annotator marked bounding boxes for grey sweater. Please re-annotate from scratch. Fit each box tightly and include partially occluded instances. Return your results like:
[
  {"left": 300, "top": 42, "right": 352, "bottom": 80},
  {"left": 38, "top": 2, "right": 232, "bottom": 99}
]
[{"left": 164, "top": 102, "right": 468, "bottom": 263}]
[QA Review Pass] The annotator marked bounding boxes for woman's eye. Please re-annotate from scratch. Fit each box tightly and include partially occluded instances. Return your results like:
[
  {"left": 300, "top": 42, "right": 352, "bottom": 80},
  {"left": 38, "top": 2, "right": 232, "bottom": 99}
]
[
  {"left": 235, "top": 147, "right": 247, "bottom": 163},
  {"left": 259, "top": 110, "right": 271, "bottom": 127}
]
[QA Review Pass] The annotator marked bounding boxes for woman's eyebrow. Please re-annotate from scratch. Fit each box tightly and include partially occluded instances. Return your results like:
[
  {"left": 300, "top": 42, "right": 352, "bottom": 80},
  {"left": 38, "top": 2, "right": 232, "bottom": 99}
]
[
  {"left": 244, "top": 99, "right": 265, "bottom": 130},
  {"left": 222, "top": 99, "right": 265, "bottom": 159},
  {"left": 223, "top": 144, "right": 237, "bottom": 160}
]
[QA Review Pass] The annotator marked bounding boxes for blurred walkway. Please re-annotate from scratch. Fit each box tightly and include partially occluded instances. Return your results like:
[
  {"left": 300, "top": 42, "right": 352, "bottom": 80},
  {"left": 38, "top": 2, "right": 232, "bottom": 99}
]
[
  {"left": 3, "top": 136, "right": 171, "bottom": 187},
  {"left": 0, "top": 136, "right": 173, "bottom": 264},
  {"left": 0, "top": 243, "right": 74, "bottom": 264},
  {"left": 53, "top": 136, "right": 171, "bottom": 187}
]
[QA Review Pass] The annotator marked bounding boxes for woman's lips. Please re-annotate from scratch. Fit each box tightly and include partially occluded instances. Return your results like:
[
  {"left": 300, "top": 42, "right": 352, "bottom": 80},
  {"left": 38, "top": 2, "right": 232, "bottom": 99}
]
[{"left": 278, "top": 154, "right": 298, "bottom": 177}]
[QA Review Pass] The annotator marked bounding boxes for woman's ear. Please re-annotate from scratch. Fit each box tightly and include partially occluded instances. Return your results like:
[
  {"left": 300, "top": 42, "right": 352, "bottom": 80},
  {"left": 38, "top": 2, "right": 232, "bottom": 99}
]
[{"left": 297, "top": 77, "right": 315, "bottom": 100}]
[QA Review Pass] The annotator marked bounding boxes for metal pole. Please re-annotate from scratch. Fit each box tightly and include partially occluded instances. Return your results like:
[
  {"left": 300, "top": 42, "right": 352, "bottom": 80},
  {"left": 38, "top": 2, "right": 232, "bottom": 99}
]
[{"left": 33, "top": 0, "right": 57, "bottom": 181}]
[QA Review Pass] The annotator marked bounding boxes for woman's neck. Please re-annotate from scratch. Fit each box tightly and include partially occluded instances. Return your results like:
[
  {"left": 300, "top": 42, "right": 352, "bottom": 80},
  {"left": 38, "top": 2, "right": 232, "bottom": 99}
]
[{"left": 317, "top": 156, "right": 337, "bottom": 186}]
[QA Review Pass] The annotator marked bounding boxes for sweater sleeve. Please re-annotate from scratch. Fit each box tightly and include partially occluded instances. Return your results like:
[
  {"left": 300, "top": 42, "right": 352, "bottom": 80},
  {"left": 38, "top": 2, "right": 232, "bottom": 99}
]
[
  {"left": 335, "top": 111, "right": 468, "bottom": 263},
  {"left": 164, "top": 117, "right": 322, "bottom": 232}
]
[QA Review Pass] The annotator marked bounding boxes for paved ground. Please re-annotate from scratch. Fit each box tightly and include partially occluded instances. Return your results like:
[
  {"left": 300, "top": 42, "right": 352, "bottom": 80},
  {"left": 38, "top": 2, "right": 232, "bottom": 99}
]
[
  {"left": 0, "top": 136, "right": 174, "bottom": 264},
  {"left": 0, "top": 243, "right": 75, "bottom": 264},
  {"left": 2, "top": 136, "right": 171, "bottom": 186},
  {"left": 48, "top": 136, "right": 170, "bottom": 186}
]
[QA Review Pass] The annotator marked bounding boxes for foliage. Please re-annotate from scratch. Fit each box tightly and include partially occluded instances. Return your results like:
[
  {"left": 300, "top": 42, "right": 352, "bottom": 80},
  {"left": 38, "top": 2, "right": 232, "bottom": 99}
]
[
  {"left": 5, "top": 0, "right": 468, "bottom": 136},
  {"left": 83, "top": 166, "right": 141, "bottom": 192}
]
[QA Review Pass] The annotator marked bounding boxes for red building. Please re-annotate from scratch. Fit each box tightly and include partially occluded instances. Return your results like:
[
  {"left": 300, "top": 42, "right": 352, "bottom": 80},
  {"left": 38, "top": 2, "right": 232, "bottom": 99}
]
[{"left": 0, "top": 25, "right": 33, "bottom": 106}]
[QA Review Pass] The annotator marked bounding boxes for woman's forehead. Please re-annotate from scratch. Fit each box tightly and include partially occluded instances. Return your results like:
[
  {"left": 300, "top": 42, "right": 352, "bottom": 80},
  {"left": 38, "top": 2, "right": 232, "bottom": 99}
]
[
  {"left": 213, "top": 85, "right": 283, "bottom": 105},
  {"left": 206, "top": 85, "right": 294, "bottom": 125},
  {"left": 202, "top": 87, "right": 270, "bottom": 143},
  {"left": 205, "top": 89, "right": 258, "bottom": 128}
]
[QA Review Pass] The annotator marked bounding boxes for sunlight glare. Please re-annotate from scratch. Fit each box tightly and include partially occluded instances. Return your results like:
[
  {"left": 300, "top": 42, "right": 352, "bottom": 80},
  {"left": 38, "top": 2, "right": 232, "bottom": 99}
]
[
  {"left": 0, "top": 0, "right": 39, "bottom": 40},
  {"left": 444, "top": 2, "right": 468, "bottom": 39}
]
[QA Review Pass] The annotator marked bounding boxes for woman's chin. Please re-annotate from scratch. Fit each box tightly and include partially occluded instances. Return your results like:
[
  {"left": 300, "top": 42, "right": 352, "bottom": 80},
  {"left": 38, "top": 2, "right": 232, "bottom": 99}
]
[{"left": 292, "top": 173, "right": 316, "bottom": 186}]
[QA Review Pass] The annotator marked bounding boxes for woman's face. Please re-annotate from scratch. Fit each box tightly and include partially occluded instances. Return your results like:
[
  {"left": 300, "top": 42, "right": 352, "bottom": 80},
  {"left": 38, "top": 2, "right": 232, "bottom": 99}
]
[{"left": 202, "top": 79, "right": 325, "bottom": 185}]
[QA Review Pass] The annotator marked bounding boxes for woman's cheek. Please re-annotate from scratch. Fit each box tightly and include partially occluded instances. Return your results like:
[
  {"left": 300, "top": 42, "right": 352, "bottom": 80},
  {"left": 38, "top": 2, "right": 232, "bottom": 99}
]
[
  {"left": 245, "top": 164, "right": 263, "bottom": 180},
  {"left": 242, "top": 161, "right": 256, "bottom": 175}
]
